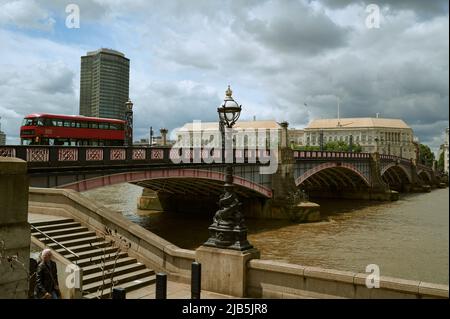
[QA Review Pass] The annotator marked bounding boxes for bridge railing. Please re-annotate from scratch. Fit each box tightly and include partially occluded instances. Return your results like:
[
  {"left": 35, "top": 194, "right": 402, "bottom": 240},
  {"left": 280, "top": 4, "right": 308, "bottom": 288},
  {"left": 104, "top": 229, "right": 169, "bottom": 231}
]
[
  {"left": 0, "top": 145, "right": 272, "bottom": 167},
  {"left": 379, "top": 154, "right": 416, "bottom": 167},
  {"left": 294, "top": 150, "right": 371, "bottom": 160}
]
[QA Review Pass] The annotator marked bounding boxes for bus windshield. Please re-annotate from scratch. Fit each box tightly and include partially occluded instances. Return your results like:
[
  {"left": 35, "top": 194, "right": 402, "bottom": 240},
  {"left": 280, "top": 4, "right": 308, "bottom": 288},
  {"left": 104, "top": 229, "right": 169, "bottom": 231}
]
[
  {"left": 22, "top": 118, "right": 35, "bottom": 126},
  {"left": 22, "top": 118, "right": 44, "bottom": 126}
]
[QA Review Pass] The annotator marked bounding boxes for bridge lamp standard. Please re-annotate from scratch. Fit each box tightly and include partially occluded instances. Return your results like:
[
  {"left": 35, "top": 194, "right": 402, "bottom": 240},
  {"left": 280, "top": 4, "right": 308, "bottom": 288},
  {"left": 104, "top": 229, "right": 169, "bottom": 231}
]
[{"left": 204, "top": 86, "right": 253, "bottom": 251}]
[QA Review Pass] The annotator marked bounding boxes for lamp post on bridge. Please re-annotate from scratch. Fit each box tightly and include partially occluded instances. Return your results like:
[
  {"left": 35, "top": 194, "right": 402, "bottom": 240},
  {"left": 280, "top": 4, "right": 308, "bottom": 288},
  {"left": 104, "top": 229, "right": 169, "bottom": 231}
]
[
  {"left": 204, "top": 86, "right": 253, "bottom": 251},
  {"left": 349, "top": 135, "right": 353, "bottom": 153},
  {"left": 125, "top": 99, "right": 133, "bottom": 146},
  {"left": 319, "top": 130, "right": 324, "bottom": 151}
]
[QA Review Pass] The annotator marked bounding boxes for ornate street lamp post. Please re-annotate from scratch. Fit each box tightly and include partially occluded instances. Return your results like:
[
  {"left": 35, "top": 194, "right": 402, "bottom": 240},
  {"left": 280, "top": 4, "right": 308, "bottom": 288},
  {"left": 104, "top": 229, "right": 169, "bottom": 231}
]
[
  {"left": 124, "top": 99, "right": 133, "bottom": 146},
  {"left": 204, "top": 86, "right": 253, "bottom": 251}
]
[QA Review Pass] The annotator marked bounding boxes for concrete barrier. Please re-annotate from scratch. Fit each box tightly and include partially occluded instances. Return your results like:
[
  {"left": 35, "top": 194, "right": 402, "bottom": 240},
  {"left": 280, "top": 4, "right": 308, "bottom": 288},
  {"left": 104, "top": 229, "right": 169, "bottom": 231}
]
[
  {"left": 247, "top": 259, "right": 449, "bottom": 299},
  {"left": 0, "top": 157, "right": 30, "bottom": 299}
]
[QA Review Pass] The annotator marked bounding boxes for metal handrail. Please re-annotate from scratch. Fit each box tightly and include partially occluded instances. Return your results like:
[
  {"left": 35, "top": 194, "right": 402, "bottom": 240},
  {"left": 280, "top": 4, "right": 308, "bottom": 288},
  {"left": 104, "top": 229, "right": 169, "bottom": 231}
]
[{"left": 31, "top": 224, "right": 80, "bottom": 260}]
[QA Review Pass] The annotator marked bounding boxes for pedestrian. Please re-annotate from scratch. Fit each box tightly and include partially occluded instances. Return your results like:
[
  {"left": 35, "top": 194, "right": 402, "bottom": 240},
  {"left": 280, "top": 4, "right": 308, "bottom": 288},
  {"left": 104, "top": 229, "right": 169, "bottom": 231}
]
[{"left": 34, "top": 248, "right": 61, "bottom": 299}]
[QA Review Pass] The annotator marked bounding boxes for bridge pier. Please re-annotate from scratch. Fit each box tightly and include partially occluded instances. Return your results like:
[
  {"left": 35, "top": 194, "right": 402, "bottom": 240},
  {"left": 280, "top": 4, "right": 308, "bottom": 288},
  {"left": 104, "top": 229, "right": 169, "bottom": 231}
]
[{"left": 137, "top": 188, "right": 163, "bottom": 211}]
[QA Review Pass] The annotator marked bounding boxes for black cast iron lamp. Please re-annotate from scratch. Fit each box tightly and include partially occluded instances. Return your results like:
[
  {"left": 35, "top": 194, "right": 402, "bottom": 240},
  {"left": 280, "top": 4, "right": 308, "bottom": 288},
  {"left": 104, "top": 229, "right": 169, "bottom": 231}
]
[
  {"left": 203, "top": 85, "right": 252, "bottom": 251},
  {"left": 218, "top": 85, "right": 241, "bottom": 128}
]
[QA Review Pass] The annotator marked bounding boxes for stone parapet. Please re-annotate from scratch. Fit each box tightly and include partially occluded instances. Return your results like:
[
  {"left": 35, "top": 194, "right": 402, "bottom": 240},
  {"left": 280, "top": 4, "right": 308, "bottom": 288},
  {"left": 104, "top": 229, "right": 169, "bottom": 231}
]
[
  {"left": 247, "top": 259, "right": 449, "bottom": 299},
  {"left": 0, "top": 157, "right": 30, "bottom": 299}
]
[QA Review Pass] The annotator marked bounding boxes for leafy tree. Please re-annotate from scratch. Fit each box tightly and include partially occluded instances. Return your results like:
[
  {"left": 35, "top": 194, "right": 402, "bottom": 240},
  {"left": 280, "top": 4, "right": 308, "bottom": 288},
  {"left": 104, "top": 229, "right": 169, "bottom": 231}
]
[
  {"left": 292, "top": 141, "right": 362, "bottom": 152},
  {"left": 292, "top": 145, "right": 320, "bottom": 151},
  {"left": 419, "top": 143, "right": 435, "bottom": 167},
  {"left": 324, "top": 141, "right": 362, "bottom": 152}
]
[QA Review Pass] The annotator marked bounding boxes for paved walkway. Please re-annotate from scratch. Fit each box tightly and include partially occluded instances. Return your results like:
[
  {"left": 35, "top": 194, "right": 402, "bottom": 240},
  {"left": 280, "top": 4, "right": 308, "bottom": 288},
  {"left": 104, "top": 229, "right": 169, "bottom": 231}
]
[
  {"left": 128, "top": 281, "right": 238, "bottom": 299},
  {"left": 28, "top": 213, "right": 68, "bottom": 223}
]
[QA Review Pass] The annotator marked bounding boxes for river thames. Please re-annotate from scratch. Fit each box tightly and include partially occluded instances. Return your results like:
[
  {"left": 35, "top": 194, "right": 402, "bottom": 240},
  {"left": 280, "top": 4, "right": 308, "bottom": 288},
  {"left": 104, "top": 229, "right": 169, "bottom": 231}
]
[{"left": 83, "top": 184, "right": 449, "bottom": 284}]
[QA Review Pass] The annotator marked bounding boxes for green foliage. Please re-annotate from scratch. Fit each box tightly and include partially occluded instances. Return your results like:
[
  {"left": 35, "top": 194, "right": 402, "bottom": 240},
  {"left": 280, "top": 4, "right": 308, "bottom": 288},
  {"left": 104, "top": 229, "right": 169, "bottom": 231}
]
[
  {"left": 292, "top": 145, "right": 320, "bottom": 151},
  {"left": 437, "top": 151, "right": 445, "bottom": 172},
  {"left": 291, "top": 141, "right": 362, "bottom": 152},
  {"left": 419, "top": 144, "right": 435, "bottom": 167}
]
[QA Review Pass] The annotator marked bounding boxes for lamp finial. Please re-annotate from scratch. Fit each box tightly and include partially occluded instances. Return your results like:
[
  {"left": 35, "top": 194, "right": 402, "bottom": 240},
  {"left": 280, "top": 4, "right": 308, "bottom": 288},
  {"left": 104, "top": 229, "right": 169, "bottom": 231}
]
[{"left": 225, "top": 85, "right": 232, "bottom": 97}]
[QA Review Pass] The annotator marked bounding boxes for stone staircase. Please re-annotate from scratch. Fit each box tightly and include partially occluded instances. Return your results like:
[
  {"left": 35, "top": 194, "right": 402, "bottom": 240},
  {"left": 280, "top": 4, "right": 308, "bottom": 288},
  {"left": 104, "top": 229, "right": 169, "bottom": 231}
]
[{"left": 30, "top": 217, "right": 156, "bottom": 299}]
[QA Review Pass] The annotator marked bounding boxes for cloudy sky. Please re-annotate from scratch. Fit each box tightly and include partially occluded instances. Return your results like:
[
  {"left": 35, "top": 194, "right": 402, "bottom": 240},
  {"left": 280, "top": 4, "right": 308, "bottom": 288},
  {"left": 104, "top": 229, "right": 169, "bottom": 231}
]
[{"left": 0, "top": 0, "right": 448, "bottom": 153}]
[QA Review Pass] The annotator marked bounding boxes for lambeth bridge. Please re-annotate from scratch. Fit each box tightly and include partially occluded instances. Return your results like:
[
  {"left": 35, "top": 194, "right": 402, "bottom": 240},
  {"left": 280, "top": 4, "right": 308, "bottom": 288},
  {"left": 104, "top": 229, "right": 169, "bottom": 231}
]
[{"left": 0, "top": 145, "right": 441, "bottom": 220}]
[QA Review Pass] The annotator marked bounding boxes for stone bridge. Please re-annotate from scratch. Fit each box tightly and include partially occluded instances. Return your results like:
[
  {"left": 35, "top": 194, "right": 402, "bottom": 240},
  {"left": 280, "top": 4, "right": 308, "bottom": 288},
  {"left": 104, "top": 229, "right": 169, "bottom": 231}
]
[{"left": 0, "top": 145, "right": 440, "bottom": 220}]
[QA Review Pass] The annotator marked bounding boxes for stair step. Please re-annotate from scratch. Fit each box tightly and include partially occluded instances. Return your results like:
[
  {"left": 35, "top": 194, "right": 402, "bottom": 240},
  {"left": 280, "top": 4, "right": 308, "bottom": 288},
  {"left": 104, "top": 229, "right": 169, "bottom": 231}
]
[
  {"left": 32, "top": 222, "right": 81, "bottom": 232},
  {"left": 82, "top": 263, "right": 146, "bottom": 285},
  {"left": 64, "top": 246, "right": 119, "bottom": 261},
  {"left": 47, "top": 236, "right": 103, "bottom": 248},
  {"left": 31, "top": 218, "right": 74, "bottom": 227},
  {"left": 55, "top": 241, "right": 110, "bottom": 254},
  {"left": 82, "top": 257, "right": 138, "bottom": 275},
  {"left": 83, "top": 275, "right": 156, "bottom": 299},
  {"left": 74, "top": 252, "right": 129, "bottom": 268},
  {"left": 82, "top": 269, "right": 155, "bottom": 294},
  {"left": 39, "top": 231, "right": 96, "bottom": 242},
  {"left": 32, "top": 226, "right": 89, "bottom": 237}
]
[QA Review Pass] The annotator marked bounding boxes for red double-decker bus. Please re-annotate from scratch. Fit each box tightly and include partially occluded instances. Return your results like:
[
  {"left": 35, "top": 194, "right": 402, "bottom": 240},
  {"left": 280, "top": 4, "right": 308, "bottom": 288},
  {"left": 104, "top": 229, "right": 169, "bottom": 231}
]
[{"left": 20, "top": 114, "right": 126, "bottom": 146}]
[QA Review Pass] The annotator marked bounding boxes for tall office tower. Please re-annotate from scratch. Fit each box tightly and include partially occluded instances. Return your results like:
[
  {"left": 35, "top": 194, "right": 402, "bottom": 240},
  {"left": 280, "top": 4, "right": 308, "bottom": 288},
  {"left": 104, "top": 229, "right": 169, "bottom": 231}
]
[
  {"left": 0, "top": 118, "right": 6, "bottom": 145},
  {"left": 79, "top": 48, "right": 130, "bottom": 120}
]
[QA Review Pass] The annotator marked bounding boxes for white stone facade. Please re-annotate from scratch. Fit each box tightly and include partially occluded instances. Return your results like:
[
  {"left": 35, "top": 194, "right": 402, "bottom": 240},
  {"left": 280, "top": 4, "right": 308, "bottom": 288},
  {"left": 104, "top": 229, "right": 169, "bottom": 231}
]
[
  {"left": 442, "top": 128, "right": 449, "bottom": 174},
  {"left": 301, "top": 118, "right": 416, "bottom": 159}
]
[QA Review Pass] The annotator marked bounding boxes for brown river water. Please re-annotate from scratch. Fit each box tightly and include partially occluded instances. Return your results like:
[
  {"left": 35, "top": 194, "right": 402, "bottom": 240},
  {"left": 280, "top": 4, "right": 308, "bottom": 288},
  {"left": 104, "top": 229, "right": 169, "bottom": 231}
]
[{"left": 83, "top": 184, "right": 449, "bottom": 284}]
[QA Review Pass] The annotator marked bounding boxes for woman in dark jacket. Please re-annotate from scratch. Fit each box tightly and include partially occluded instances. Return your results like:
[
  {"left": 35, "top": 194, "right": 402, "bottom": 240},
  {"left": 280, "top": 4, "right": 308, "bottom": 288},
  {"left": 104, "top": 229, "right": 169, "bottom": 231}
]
[{"left": 34, "top": 249, "right": 61, "bottom": 299}]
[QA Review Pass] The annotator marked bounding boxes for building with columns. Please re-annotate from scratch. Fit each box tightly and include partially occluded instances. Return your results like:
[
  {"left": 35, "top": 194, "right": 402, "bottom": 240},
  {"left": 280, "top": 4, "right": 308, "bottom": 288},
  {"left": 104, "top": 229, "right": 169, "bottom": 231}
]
[
  {"left": 441, "top": 128, "right": 449, "bottom": 174},
  {"left": 0, "top": 118, "right": 5, "bottom": 145},
  {"left": 302, "top": 117, "right": 416, "bottom": 159},
  {"left": 176, "top": 120, "right": 283, "bottom": 148}
]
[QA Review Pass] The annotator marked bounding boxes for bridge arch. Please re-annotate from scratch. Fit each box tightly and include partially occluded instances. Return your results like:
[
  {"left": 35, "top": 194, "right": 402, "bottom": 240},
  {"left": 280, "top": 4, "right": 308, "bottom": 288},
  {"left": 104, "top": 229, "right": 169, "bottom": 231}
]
[
  {"left": 59, "top": 168, "right": 273, "bottom": 198},
  {"left": 417, "top": 169, "right": 432, "bottom": 184},
  {"left": 381, "top": 163, "right": 412, "bottom": 183},
  {"left": 295, "top": 162, "right": 370, "bottom": 190}
]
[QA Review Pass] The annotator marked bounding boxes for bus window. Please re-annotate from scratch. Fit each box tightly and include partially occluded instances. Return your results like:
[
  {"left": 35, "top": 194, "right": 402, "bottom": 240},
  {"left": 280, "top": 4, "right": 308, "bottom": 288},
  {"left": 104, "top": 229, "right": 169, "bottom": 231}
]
[
  {"left": 71, "top": 121, "right": 78, "bottom": 128},
  {"left": 56, "top": 120, "right": 63, "bottom": 127},
  {"left": 22, "top": 118, "right": 35, "bottom": 126},
  {"left": 110, "top": 123, "right": 121, "bottom": 130},
  {"left": 89, "top": 122, "right": 99, "bottom": 129},
  {"left": 99, "top": 123, "right": 109, "bottom": 129},
  {"left": 80, "top": 122, "right": 88, "bottom": 128},
  {"left": 36, "top": 118, "right": 44, "bottom": 126},
  {"left": 63, "top": 121, "right": 71, "bottom": 127},
  {"left": 21, "top": 138, "right": 32, "bottom": 145}
]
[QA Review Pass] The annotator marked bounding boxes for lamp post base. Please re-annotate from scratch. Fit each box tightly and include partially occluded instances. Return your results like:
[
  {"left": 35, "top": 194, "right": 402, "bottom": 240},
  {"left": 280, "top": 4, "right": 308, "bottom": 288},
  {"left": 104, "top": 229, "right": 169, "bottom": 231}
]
[{"left": 204, "top": 224, "right": 253, "bottom": 251}]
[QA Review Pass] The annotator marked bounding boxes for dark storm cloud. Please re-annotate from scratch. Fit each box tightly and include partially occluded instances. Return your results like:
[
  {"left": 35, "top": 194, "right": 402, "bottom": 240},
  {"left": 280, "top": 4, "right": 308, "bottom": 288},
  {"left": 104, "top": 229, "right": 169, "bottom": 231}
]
[
  {"left": 131, "top": 81, "right": 221, "bottom": 140},
  {"left": 35, "top": 63, "right": 75, "bottom": 94},
  {"left": 234, "top": 1, "right": 350, "bottom": 55}
]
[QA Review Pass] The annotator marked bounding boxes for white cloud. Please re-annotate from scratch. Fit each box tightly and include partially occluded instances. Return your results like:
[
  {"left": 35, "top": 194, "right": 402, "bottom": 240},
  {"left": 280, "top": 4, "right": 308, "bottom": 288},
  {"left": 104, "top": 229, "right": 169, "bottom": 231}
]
[{"left": 0, "top": 0, "right": 55, "bottom": 30}]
